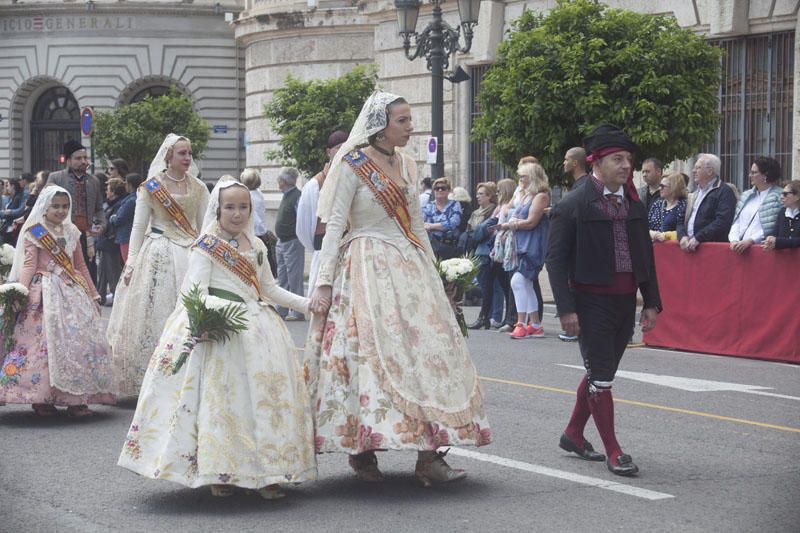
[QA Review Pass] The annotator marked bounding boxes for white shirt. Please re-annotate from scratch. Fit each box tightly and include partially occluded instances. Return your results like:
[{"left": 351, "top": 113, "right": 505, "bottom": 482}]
[
  {"left": 296, "top": 177, "right": 320, "bottom": 251},
  {"left": 687, "top": 180, "right": 714, "bottom": 238},
  {"left": 419, "top": 189, "right": 432, "bottom": 210},
  {"left": 787, "top": 207, "right": 800, "bottom": 219},
  {"left": 728, "top": 189, "right": 766, "bottom": 243},
  {"left": 250, "top": 189, "right": 267, "bottom": 236}
]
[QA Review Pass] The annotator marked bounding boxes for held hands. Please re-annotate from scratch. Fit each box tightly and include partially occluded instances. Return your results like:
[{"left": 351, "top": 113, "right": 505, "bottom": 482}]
[
  {"left": 762, "top": 236, "right": 777, "bottom": 251},
  {"left": 680, "top": 236, "right": 699, "bottom": 252},
  {"left": 640, "top": 307, "right": 658, "bottom": 333},
  {"left": 730, "top": 239, "right": 753, "bottom": 254},
  {"left": 310, "top": 285, "right": 332, "bottom": 315},
  {"left": 559, "top": 312, "right": 580, "bottom": 338}
]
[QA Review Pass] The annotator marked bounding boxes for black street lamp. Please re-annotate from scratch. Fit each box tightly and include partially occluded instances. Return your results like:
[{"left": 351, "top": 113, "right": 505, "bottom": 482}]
[{"left": 394, "top": 0, "right": 481, "bottom": 179}]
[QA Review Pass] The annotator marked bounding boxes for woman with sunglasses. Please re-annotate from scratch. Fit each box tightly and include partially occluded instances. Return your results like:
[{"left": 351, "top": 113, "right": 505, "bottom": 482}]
[
  {"left": 423, "top": 177, "right": 463, "bottom": 259},
  {"left": 762, "top": 180, "right": 800, "bottom": 250},
  {"left": 728, "top": 156, "right": 783, "bottom": 254},
  {"left": 647, "top": 172, "right": 688, "bottom": 241}
]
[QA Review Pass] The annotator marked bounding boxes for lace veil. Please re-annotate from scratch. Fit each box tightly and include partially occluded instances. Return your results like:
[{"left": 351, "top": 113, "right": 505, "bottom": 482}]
[
  {"left": 316, "top": 90, "right": 403, "bottom": 223},
  {"left": 148, "top": 133, "right": 200, "bottom": 179},
  {"left": 7, "top": 185, "right": 81, "bottom": 282}
]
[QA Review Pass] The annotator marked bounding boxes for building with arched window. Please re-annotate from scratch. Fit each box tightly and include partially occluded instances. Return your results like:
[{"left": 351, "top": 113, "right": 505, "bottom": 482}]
[
  {"left": 1, "top": 0, "right": 797, "bottom": 203},
  {"left": 0, "top": 1, "right": 243, "bottom": 181}
]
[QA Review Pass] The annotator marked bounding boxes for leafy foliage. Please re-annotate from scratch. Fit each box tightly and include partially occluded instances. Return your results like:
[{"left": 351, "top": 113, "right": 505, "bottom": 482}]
[
  {"left": 472, "top": 0, "right": 722, "bottom": 183},
  {"left": 94, "top": 88, "right": 210, "bottom": 177},
  {"left": 264, "top": 64, "right": 377, "bottom": 175},
  {"left": 171, "top": 284, "right": 249, "bottom": 374}
]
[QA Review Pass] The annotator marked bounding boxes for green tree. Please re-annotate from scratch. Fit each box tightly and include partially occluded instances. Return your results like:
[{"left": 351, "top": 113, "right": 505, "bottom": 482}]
[
  {"left": 472, "top": 0, "right": 722, "bottom": 184},
  {"left": 264, "top": 64, "right": 377, "bottom": 175},
  {"left": 94, "top": 88, "right": 210, "bottom": 177}
]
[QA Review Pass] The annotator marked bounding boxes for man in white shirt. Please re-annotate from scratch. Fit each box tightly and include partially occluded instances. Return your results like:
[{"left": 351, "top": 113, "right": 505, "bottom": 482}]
[
  {"left": 677, "top": 153, "right": 736, "bottom": 252},
  {"left": 418, "top": 177, "right": 433, "bottom": 209},
  {"left": 296, "top": 130, "right": 348, "bottom": 295}
]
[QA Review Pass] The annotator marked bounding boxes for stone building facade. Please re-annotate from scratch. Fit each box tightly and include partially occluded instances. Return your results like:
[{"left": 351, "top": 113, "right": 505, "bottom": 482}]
[
  {"left": 2, "top": 0, "right": 797, "bottom": 211},
  {"left": 236, "top": 0, "right": 799, "bottom": 202},
  {"left": 0, "top": 0, "right": 244, "bottom": 180}
]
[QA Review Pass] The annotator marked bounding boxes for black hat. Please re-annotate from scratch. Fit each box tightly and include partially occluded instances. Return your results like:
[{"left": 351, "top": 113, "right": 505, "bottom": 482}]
[
  {"left": 63, "top": 140, "right": 86, "bottom": 159},
  {"left": 582, "top": 124, "right": 637, "bottom": 155}
]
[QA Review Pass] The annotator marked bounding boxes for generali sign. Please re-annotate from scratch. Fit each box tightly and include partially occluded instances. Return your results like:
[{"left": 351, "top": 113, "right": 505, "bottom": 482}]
[{"left": 0, "top": 15, "right": 135, "bottom": 32}]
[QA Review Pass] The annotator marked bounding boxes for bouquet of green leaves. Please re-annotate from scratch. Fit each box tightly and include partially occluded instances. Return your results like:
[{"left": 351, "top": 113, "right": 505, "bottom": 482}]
[
  {"left": 436, "top": 255, "right": 481, "bottom": 337},
  {"left": 0, "top": 283, "right": 28, "bottom": 353},
  {"left": 171, "top": 284, "right": 249, "bottom": 375}
]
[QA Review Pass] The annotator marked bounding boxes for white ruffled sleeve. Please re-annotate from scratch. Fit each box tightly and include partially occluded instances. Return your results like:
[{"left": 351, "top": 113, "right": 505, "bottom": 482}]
[
  {"left": 179, "top": 248, "right": 213, "bottom": 295},
  {"left": 257, "top": 243, "right": 310, "bottom": 314}
]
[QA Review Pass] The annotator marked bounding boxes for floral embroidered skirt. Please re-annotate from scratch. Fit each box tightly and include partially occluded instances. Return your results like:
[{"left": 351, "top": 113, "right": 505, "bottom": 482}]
[
  {"left": 0, "top": 275, "right": 115, "bottom": 406},
  {"left": 305, "top": 237, "right": 491, "bottom": 455},
  {"left": 108, "top": 235, "right": 189, "bottom": 397},
  {"left": 118, "top": 300, "right": 317, "bottom": 489}
]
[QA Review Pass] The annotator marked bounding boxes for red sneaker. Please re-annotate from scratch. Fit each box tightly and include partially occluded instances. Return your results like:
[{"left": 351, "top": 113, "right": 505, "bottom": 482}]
[
  {"left": 510, "top": 323, "right": 528, "bottom": 339},
  {"left": 526, "top": 324, "right": 545, "bottom": 338}
]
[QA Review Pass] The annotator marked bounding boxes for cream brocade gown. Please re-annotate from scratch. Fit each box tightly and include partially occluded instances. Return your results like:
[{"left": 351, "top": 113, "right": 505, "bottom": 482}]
[
  {"left": 305, "top": 152, "right": 491, "bottom": 454},
  {"left": 107, "top": 175, "right": 209, "bottom": 397},
  {"left": 118, "top": 239, "right": 317, "bottom": 488}
]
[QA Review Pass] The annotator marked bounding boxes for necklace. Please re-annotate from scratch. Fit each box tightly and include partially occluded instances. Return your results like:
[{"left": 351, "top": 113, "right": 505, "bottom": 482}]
[
  {"left": 372, "top": 143, "right": 395, "bottom": 157},
  {"left": 219, "top": 229, "right": 242, "bottom": 249},
  {"left": 165, "top": 172, "right": 187, "bottom": 183}
]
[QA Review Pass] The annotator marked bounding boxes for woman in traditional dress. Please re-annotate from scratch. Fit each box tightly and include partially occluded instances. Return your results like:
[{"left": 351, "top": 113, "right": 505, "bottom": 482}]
[
  {"left": 0, "top": 186, "right": 114, "bottom": 417},
  {"left": 118, "top": 178, "right": 315, "bottom": 498},
  {"left": 107, "top": 134, "right": 210, "bottom": 398},
  {"left": 306, "top": 91, "right": 491, "bottom": 487}
]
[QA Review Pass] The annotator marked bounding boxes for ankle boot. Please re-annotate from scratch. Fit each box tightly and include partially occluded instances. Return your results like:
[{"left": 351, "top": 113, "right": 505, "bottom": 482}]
[{"left": 415, "top": 449, "right": 467, "bottom": 487}]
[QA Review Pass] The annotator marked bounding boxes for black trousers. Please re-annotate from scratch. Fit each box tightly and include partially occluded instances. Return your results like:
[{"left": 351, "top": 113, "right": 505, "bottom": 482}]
[
  {"left": 575, "top": 291, "right": 636, "bottom": 384},
  {"left": 80, "top": 232, "right": 97, "bottom": 285}
]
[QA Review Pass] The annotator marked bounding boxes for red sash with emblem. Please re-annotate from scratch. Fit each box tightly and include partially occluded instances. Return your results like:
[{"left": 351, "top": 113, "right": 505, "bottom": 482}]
[
  {"left": 343, "top": 150, "right": 424, "bottom": 250},
  {"left": 29, "top": 223, "right": 93, "bottom": 298},
  {"left": 144, "top": 177, "right": 198, "bottom": 238},
  {"left": 193, "top": 234, "right": 263, "bottom": 299}
]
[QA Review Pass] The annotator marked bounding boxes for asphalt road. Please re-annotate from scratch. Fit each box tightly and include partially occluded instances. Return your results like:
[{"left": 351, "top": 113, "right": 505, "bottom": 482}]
[{"left": 1, "top": 306, "right": 798, "bottom": 532}]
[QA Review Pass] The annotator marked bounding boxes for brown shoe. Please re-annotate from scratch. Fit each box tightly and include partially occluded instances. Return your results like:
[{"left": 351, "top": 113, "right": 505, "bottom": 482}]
[
  {"left": 348, "top": 451, "right": 384, "bottom": 482},
  {"left": 415, "top": 449, "right": 467, "bottom": 487},
  {"left": 210, "top": 485, "right": 235, "bottom": 497},
  {"left": 66, "top": 404, "right": 93, "bottom": 418},
  {"left": 32, "top": 403, "right": 58, "bottom": 417}
]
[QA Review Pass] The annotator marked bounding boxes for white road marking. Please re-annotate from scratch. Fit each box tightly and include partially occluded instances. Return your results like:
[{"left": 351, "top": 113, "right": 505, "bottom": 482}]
[
  {"left": 558, "top": 364, "right": 800, "bottom": 401},
  {"left": 448, "top": 448, "right": 674, "bottom": 501}
]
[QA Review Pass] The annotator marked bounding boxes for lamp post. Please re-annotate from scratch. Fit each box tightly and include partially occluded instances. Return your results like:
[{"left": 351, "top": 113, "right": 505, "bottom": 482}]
[{"left": 394, "top": 0, "right": 481, "bottom": 179}]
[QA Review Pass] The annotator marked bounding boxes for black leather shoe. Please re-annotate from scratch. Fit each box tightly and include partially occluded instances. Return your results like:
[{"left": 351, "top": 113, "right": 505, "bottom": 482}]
[
  {"left": 467, "top": 317, "right": 490, "bottom": 330},
  {"left": 559, "top": 433, "right": 605, "bottom": 461},
  {"left": 606, "top": 454, "right": 639, "bottom": 476}
]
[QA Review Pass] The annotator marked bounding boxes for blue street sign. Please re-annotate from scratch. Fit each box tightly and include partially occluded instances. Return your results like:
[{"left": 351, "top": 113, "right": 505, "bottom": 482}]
[
  {"left": 213, "top": 124, "right": 228, "bottom": 134},
  {"left": 81, "top": 107, "right": 94, "bottom": 136}
]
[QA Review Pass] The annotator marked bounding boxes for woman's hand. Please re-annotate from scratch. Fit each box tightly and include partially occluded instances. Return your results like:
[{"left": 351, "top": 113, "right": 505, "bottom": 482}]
[
  {"left": 123, "top": 266, "right": 134, "bottom": 286},
  {"left": 730, "top": 239, "right": 753, "bottom": 254},
  {"left": 762, "top": 236, "right": 777, "bottom": 251},
  {"left": 310, "top": 285, "right": 332, "bottom": 315}
]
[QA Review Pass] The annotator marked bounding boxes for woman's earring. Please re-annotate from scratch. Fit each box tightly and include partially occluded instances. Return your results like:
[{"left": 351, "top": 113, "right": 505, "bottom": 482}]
[{"left": 376, "top": 132, "right": 386, "bottom": 141}]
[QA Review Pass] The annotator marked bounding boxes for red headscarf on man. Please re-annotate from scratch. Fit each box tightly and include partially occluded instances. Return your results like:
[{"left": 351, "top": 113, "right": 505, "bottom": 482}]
[{"left": 583, "top": 124, "right": 640, "bottom": 202}]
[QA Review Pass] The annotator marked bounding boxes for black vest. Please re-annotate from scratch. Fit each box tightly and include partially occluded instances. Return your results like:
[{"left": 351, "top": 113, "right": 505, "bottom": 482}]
[{"left": 275, "top": 186, "right": 301, "bottom": 241}]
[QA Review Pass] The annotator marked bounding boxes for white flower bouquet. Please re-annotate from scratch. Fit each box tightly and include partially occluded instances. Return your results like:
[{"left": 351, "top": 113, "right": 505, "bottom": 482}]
[
  {"left": 171, "top": 284, "right": 249, "bottom": 374},
  {"left": 0, "top": 244, "right": 15, "bottom": 279},
  {"left": 436, "top": 255, "right": 481, "bottom": 337},
  {"left": 0, "top": 282, "right": 29, "bottom": 353}
]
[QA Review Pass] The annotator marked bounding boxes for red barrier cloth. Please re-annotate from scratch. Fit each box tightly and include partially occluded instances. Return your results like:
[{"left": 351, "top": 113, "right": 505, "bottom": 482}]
[{"left": 643, "top": 241, "right": 800, "bottom": 363}]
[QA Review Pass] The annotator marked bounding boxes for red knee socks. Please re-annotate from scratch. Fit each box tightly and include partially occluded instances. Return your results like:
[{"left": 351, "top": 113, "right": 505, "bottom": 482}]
[
  {"left": 588, "top": 388, "right": 624, "bottom": 464},
  {"left": 564, "top": 375, "right": 591, "bottom": 447}
]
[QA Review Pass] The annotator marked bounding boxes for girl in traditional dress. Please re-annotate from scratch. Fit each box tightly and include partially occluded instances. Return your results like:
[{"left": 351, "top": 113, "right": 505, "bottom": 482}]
[
  {"left": 0, "top": 186, "right": 114, "bottom": 417},
  {"left": 306, "top": 91, "right": 492, "bottom": 487},
  {"left": 118, "top": 178, "right": 316, "bottom": 499},
  {"left": 107, "top": 134, "right": 210, "bottom": 398}
]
